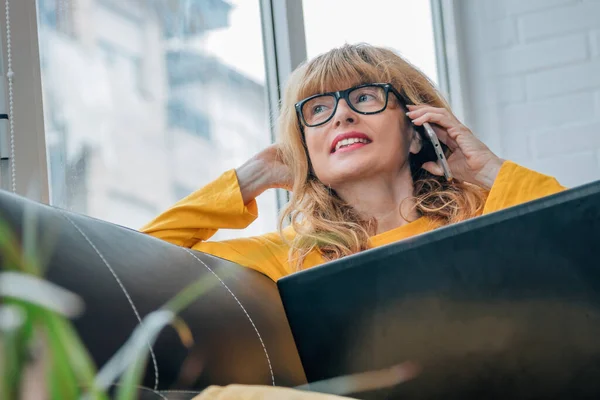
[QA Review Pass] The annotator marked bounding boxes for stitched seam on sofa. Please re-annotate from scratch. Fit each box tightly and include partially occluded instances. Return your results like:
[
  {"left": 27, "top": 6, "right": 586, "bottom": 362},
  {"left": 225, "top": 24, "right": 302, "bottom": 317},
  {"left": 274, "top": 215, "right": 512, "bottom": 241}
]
[
  {"left": 183, "top": 248, "right": 275, "bottom": 386},
  {"left": 60, "top": 212, "right": 160, "bottom": 391}
]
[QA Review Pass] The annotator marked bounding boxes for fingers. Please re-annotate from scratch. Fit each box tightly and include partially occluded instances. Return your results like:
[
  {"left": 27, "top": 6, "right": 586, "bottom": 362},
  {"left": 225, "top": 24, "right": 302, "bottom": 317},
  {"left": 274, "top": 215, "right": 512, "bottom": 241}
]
[
  {"left": 407, "top": 105, "right": 472, "bottom": 150},
  {"left": 430, "top": 124, "right": 459, "bottom": 151},
  {"left": 406, "top": 105, "right": 468, "bottom": 133},
  {"left": 410, "top": 112, "right": 454, "bottom": 130},
  {"left": 421, "top": 161, "right": 444, "bottom": 177}
]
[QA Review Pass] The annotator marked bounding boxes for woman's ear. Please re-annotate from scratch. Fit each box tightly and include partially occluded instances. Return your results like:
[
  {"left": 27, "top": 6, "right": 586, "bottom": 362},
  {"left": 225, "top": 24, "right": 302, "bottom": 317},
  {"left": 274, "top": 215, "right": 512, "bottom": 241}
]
[{"left": 408, "top": 127, "right": 423, "bottom": 155}]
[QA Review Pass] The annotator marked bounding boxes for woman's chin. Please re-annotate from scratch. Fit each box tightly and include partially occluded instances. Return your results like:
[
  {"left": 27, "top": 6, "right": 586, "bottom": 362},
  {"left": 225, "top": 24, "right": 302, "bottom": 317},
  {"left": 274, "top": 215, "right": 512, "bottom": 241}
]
[{"left": 323, "top": 164, "right": 382, "bottom": 186}]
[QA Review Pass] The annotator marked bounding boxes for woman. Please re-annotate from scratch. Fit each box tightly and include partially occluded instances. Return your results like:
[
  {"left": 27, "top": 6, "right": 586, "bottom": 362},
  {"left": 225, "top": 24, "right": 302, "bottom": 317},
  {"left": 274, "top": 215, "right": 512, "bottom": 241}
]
[
  {"left": 142, "top": 43, "right": 566, "bottom": 399},
  {"left": 141, "top": 43, "right": 565, "bottom": 282}
]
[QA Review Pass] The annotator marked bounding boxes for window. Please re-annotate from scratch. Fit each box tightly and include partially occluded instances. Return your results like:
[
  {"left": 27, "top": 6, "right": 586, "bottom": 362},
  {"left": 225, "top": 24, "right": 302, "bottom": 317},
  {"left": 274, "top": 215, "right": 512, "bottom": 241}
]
[
  {"left": 172, "top": 183, "right": 195, "bottom": 202},
  {"left": 35, "top": 0, "right": 278, "bottom": 239},
  {"left": 155, "top": 0, "right": 232, "bottom": 38},
  {"left": 37, "top": 0, "right": 76, "bottom": 37},
  {"left": 97, "top": 40, "right": 145, "bottom": 95},
  {"left": 167, "top": 100, "right": 212, "bottom": 140},
  {"left": 104, "top": 190, "right": 159, "bottom": 230},
  {"left": 302, "top": 0, "right": 440, "bottom": 85}
]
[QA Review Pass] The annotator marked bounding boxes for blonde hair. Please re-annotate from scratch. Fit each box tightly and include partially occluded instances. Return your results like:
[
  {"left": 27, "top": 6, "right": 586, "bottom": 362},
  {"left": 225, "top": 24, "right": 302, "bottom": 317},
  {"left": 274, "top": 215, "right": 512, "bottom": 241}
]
[{"left": 277, "top": 43, "right": 486, "bottom": 271}]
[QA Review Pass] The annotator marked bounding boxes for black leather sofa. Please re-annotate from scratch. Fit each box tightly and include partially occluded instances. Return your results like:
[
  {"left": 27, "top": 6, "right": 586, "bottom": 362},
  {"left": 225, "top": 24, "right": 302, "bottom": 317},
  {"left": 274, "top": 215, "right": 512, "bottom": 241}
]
[{"left": 0, "top": 189, "right": 306, "bottom": 399}]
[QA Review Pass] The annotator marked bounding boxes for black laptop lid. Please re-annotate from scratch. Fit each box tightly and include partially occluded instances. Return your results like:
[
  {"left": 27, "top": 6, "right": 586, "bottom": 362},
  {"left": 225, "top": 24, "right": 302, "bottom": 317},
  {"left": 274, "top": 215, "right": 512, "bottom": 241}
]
[{"left": 278, "top": 181, "right": 600, "bottom": 400}]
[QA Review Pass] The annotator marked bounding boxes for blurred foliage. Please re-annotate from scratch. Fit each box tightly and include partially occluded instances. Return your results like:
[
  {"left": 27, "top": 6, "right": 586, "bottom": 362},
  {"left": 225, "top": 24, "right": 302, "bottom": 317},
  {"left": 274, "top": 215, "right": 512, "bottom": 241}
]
[{"left": 0, "top": 210, "right": 222, "bottom": 400}]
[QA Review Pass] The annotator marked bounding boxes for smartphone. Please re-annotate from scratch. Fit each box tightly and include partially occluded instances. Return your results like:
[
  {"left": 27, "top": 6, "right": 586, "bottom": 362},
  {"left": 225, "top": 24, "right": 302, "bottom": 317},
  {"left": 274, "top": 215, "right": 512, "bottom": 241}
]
[
  {"left": 420, "top": 122, "right": 453, "bottom": 181},
  {"left": 397, "top": 92, "right": 453, "bottom": 181}
]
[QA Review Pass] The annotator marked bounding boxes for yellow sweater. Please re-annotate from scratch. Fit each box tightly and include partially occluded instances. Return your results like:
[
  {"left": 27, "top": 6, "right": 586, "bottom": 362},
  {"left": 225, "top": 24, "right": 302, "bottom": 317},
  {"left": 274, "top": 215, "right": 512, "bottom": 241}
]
[
  {"left": 141, "top": 161, "right": 565, "bottom": 281},
  {"left": 141, "top": 161, "right": 565, "bottom": 399}
]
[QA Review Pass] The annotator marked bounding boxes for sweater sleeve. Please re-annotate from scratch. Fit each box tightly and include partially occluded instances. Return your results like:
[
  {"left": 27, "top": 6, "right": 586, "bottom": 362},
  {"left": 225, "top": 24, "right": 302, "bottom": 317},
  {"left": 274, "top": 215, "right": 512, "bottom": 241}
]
[
  {"left": 140, "top": 169, "right": 293, "bottom": 281},
  {"left": 140, "top": 169, "right": 259, "bottom": 247},
  {"left": 482, "top": 160, "right": 567, "bottom": 215}
]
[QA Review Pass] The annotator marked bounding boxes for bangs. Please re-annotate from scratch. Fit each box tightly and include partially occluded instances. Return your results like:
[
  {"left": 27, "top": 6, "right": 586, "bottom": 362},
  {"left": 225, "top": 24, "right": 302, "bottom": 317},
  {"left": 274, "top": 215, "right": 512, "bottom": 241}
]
[{"left": 295, "top": 46, "right": 394, "bottom": 103}]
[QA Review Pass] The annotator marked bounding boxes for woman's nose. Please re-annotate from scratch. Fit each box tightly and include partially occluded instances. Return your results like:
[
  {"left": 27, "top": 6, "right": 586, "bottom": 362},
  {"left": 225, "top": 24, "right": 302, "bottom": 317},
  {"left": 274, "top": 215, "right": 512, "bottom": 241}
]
[{"left": 333, "top": 99, "right": 356, "bottom": 126}]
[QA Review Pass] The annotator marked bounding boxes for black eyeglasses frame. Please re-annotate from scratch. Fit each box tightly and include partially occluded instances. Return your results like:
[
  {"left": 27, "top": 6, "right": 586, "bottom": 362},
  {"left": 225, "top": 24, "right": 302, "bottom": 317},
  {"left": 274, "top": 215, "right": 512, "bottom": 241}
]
[{"left": 294, "top": 82, "right": 408, "bottom": 129}]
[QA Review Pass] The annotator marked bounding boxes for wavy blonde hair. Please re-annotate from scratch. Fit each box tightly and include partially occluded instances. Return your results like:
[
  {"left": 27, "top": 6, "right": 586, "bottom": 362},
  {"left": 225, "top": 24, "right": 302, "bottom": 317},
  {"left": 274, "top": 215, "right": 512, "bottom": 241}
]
[{"left": 277, "top": 43, "right": 486, "bottom": 271}]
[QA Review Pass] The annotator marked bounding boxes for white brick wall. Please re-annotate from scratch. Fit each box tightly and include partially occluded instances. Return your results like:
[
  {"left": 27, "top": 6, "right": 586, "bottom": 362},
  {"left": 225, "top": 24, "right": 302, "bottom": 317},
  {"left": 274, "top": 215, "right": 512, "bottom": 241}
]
[
  {"left": 519, "top": 1, "right": 600, "bottom": 40},
  {"left": 486, "top": 34, "right": 588, "bottom": 75},
  {"left": 456, "top": 0, "right": 600, "bottom": 188}
]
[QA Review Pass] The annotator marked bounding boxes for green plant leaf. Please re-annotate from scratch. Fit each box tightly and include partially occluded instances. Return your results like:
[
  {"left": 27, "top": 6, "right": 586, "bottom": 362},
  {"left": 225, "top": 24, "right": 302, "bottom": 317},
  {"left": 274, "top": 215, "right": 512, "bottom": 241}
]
[
  {"left": 115, "top": 350, "right": 149, "bottom": 400},
  {"left": 1, "top": 328, "right": 22, "bottom": 399},
  {"left": 0, "top": 302, "right": 34, "bottom": 400},
  {"left": 41, "top": 312, "right": 80, "bottom": 400},
  {"left": 46, "top": 313, "right": 109, "bottom": 400},
  {"left": 0, "top": 272, "right": 84, "bottom": 318},
  {"left": 163, "top": 265, "right": 231, "bottom": 314},
  {"left": 0, "top": 216, "right": 25, "bottom": 272},
  {"left": 22, "top": 200, "right": 41, "bottom": 276},
  {"left": 95, "top": 269, "right": 225, "bottom": 393},
  {"left": 94, "top": 310, "right": 173, "bottom": 391}
]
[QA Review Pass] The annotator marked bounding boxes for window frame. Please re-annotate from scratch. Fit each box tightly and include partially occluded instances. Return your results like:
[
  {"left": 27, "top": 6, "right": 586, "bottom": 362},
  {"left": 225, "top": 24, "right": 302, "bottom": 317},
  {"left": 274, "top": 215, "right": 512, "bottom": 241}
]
[
  {"left": 0, "top": 0, "right": 49, "bottom": 202},
  {"left": 430, "top": 0, "right": 468, "bottom": 123},
  {"left": 259, "top": 0, "right": 307, "bottom": 210}
]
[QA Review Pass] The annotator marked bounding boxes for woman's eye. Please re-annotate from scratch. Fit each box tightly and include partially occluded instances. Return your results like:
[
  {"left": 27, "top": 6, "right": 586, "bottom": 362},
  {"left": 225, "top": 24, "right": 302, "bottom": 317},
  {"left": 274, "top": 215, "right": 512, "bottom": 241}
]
[
  {"left": 356, "top": 92, "right": 377, "bottom": 103},
  {"left": 312, "top": 105, "right": 326, "bottom": 114}
]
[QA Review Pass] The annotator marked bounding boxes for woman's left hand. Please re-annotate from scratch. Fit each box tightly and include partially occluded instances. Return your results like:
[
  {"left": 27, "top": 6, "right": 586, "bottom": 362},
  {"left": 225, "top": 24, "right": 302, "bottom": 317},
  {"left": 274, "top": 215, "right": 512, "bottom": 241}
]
[{"left": 407, "top": 104, "right": 505, "bottom": 190}]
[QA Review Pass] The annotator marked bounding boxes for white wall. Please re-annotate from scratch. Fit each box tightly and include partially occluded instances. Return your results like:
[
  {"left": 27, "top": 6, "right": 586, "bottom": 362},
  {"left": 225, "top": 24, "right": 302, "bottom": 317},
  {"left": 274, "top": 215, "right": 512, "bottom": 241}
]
[{"left": 455, "top": 0, "right": 600, "bottom": 187}]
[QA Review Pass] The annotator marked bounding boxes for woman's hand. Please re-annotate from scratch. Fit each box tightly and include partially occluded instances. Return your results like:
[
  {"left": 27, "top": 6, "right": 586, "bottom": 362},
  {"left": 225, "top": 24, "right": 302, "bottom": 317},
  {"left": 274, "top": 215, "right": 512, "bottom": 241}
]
[
  {"left": 236, "top": 144, "right": 293, "bottom": 204},
  {"left": 406, "top": 104, "right": 505, "bottom": 190},
  {"left": 256, "top": 144, "right": 294, "bottom": 191}
]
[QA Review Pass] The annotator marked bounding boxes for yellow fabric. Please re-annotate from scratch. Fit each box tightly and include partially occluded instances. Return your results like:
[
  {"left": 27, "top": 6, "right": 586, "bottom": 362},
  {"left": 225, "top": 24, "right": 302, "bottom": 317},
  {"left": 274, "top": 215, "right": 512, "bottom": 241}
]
[
  {"left": 141, "top": 161, "right": 566, "bottom": 281},
  {"left": 191, "top": 385, "right": 354, "bottom": 400}
]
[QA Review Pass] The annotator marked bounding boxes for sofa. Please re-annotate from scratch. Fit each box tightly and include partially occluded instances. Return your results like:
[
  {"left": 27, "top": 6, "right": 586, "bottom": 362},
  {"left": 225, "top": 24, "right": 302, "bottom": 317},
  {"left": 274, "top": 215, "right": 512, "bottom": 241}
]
[{"left": 0, "top": 189, "right": 306, "bottom": 399}]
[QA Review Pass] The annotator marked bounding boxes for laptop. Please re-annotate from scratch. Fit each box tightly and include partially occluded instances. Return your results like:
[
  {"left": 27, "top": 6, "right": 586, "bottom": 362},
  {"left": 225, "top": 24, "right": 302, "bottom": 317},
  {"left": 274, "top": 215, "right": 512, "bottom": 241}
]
[{"left": 278, "top": 180, "right": 600, "bottom": 400}]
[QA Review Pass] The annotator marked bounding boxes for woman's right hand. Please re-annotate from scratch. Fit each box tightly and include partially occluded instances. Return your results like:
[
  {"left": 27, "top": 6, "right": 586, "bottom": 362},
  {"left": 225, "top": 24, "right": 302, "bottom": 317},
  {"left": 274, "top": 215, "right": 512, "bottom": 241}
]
[{"left": 236, "top": 144, "right": 293, "bottom": 205}]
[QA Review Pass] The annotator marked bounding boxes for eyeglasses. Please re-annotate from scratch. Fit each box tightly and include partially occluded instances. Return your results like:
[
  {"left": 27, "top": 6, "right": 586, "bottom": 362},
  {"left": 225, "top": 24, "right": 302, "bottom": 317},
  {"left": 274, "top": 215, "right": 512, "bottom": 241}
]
[{"left": 295, "top": 83, "right": 405, "bottom": 128}]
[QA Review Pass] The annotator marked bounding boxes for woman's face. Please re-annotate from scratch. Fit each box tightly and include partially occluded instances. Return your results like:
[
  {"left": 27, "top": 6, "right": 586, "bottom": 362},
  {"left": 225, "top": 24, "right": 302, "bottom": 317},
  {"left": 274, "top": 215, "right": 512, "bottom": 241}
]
[{"left": 302, "top": 86, "right": 420, "bottom": 188}]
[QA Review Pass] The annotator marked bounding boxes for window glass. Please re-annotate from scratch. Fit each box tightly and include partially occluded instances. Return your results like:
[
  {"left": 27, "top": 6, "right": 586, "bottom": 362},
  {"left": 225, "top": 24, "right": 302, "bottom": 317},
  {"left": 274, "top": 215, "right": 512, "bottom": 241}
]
[
  {"left": 36, "top": 0, "right": 277, "bottom": 239},
  {"left": 302, "top": 0, "right": 439, "bottom": 85}
]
